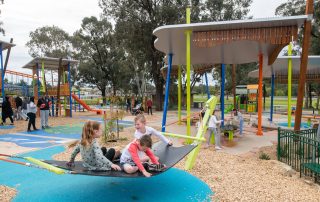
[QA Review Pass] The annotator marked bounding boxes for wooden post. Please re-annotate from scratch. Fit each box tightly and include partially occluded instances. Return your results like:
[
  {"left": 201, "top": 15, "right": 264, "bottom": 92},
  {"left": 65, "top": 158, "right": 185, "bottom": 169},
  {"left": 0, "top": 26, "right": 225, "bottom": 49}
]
[
  {"left": 257, "top": 54, "right": 263, "bottom": 136},
  {"left": 294, "top": 0, "right": 313, "bottom": 131},
  {"left": 232, "top": 64, "right": 236, "bottom": 108}
]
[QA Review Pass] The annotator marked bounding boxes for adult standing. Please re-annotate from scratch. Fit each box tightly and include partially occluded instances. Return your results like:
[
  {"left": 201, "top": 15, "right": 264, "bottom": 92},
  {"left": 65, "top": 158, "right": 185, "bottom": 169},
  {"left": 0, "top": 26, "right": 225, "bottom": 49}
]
[
  {"left": 22, "top": 97, "right": 29, "bottom": 120},
  {"left": 126, "top": 98, "right": 131, "bottom": 113},
  {"left": 2, "top": 96, "right": 14, "bottom": 125},
  {"left": 15, "top": 96, "right": 27, "bottom": 120},
  {"left": 37, "top": 95, "right": 50, "bottom": 129},
  {"left": 27, "top": 96, "right": 38, "bottom": 132},
  {"left": 147, "top": 98, "right": 153, "bottom": 115}
]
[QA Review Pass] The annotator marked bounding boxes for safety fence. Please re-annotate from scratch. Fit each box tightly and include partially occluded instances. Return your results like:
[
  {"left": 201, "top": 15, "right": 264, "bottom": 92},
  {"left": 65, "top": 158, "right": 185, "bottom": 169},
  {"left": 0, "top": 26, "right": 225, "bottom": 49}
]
[{"left": 278, "top": 128, "right": 320, "bottom": 183}]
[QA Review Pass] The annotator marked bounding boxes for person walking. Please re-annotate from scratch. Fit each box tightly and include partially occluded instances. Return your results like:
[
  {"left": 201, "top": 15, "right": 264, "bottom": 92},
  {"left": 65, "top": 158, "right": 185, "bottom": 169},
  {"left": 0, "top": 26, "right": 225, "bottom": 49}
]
[
  {"left": 27, "top": 96, "right": 38, "bottom": 132},
  {"left": 2, "top": 96, "right": 14, "bottom": 125},
  {"left": 146, "top": 98, "right": 153, "bottom": 115},
  {"left": 22, "top": 97, "right": 29, "bottom": 121}
]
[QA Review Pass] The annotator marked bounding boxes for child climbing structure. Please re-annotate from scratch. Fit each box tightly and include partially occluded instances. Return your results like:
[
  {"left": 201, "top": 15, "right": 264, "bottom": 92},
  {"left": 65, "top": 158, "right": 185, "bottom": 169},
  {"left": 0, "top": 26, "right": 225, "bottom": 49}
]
[{"left": 21, "top": 57, "right": 89, "bottom": 117}]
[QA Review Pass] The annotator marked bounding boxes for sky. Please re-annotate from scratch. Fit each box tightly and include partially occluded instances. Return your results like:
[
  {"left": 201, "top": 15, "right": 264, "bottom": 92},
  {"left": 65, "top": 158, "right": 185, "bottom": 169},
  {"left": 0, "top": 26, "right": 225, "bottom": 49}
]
[{"left": 0, "top": 0, "right": 287, "bottom": 75}]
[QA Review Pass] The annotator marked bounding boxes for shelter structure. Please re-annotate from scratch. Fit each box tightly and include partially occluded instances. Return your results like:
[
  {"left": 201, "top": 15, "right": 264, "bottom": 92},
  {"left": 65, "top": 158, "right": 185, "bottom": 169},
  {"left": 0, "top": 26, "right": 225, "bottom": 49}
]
[
  {"left": 0, "top": 40, "right": 16, "bottom": 99},
  {"left": 153, "top": 15, "right": 307, "bottom": 137},
  {"left": 22, "top": 57, "right": 78, "bottom": 117},
  {"left": 248, "top": 55, "right": 320, "bottom": 125}
]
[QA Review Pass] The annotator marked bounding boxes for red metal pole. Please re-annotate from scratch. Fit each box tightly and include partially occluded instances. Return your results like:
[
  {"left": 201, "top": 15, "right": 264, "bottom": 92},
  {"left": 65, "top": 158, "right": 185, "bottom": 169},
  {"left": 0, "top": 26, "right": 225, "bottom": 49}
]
[{"left": 257, "top": 53, "right": 263, "bottom": 136}]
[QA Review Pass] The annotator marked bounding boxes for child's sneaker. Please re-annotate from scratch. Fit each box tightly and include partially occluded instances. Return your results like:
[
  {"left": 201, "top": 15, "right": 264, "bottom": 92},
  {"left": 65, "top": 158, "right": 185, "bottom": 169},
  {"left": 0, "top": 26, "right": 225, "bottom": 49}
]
[
  {"left": 148, "top": 163, "right": 166, "bottom": 172},
  {"left": 215, "top": 146, "right": 222, "bottom": 150}
]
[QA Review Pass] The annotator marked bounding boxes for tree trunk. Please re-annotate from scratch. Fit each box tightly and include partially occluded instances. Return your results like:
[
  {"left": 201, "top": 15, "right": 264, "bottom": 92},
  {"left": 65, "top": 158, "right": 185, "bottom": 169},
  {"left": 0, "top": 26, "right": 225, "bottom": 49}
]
[
  {"left": 304, "top": 83, "right": 309, "bottom": 109},
  {"left": 102, "top": 86, "right": 106, "bottom": 105}
]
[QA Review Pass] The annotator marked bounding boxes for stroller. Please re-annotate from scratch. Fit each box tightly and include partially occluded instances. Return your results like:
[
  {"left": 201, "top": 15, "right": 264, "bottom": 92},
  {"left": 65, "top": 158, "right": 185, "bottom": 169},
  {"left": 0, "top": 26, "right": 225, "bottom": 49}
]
[{"left": 131, "top": 103, "right": 144, "bottom": 116}]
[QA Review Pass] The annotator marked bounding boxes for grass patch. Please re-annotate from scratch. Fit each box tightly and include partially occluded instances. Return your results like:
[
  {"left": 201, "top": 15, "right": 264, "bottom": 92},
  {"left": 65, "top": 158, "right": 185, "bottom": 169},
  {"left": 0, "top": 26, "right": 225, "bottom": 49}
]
[{"left": 259, "top": 152, "right": 271, "bottom": 160}]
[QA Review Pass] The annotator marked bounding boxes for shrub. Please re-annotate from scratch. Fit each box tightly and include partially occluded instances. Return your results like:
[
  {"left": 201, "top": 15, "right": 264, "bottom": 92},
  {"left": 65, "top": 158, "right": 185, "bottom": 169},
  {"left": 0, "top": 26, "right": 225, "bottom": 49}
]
[{"left": 259, "top": 152, "right": 271, "bottom": 160}]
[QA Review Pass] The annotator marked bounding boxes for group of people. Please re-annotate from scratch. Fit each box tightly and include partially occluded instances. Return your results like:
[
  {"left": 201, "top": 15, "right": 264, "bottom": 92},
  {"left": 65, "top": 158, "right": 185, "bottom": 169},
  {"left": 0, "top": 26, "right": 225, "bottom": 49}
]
[
  {"left": 126, "top": 98, "right": 153, "bottom": 115},
  {"left": 67, "top": 114, "right": 171, "bottom": 177},
  {"left": 200, "top": 108, "right": 244, "bottom": 150},
  {"left": 1, "top": 95, "right": 52, "bottom": 132}
]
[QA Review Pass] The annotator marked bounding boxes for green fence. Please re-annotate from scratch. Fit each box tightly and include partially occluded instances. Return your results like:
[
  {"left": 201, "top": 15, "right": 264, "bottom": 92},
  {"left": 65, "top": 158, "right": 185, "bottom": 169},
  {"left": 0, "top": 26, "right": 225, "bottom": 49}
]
[{"left": 278, "top": 128, "right": 320, "bottom": 183}]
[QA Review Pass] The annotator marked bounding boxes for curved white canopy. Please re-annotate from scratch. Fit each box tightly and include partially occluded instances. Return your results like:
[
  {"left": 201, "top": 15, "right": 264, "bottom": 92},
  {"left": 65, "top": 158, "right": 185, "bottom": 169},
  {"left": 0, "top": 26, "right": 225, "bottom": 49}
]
[
  {"left": 248, "top": 56, "right": 320, "bottom": 78},
  {"left": 153, "top": 15, "right": 308, "bottom": 65}
]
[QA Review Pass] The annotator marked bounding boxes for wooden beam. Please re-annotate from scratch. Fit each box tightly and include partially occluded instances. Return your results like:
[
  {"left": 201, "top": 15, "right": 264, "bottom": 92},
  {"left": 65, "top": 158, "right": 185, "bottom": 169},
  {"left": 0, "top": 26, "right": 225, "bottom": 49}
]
[
  {"left": 294, "top": 0, "right": 313, "bottom": 131},
  {"left": 268, "top": 44, "right": 288, "bottom": 65}
]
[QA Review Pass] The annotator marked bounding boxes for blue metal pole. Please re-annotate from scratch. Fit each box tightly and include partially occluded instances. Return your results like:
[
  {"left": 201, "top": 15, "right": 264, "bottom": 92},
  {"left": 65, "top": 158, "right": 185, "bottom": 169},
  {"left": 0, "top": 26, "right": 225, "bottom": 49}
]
[
  {"left": 161, "top": 53, "right": 173, "bottom": 132},
  {"left": 36, "top": 63, "right": 40, "bottom": 98},
  {"left": 204, "top": 72, "right": 210, "bottom": 99},
  {"left": 221, "top": 64, "right": 225, "bottom": 126},
  {"left": 0, "top": 43, "right": 4, "bottom": 100},
  {"left": 270, "top": 73, "right": 275, "bottom": 122},
  {"left": 68, "top": 62, "right": 72, "bottom": 117}
]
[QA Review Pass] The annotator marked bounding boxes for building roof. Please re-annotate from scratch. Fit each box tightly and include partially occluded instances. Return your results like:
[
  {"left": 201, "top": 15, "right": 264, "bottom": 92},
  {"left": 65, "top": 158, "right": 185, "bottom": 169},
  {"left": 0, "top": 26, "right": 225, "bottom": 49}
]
[
  {"left": 153, "top": 15, "right": 308, "bottom": 65},
  {"left": 21, "top": 57, "right": 78, "bottom": 70}
]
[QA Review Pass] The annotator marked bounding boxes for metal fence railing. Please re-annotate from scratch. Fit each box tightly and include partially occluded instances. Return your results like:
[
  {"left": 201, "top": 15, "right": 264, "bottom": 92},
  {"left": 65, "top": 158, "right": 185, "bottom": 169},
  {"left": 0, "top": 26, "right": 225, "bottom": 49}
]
[{"left": 278, "top": 128, "right": 320, "bottom": 183}]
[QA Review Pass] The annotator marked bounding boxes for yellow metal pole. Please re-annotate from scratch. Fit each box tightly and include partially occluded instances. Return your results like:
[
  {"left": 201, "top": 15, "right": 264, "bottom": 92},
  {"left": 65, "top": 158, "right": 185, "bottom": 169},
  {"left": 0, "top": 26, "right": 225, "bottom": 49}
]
[
  {"left": 288, "top": 43, "right": 292, "bottom": 128},
  {"left": 185, "top": 96, "right": 218, "bottom": 170},
  {"left": 178, "top": 65, "right": 182, "bottom": 125},
  {"left": 186, "top": 6, "right": 191, "bottom": 139}
]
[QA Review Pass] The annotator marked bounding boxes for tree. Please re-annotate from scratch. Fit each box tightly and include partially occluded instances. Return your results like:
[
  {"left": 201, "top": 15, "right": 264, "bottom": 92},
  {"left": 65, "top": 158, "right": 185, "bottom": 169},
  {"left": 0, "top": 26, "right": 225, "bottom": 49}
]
[
  {"left": 73, "top": 16, "right": 132, "bottom": 103},
  {"left": 275, "top": 0, "right": 320, "bottom": 108},
  {"left": 26, "top": 26, "right": 72, "bottom": 58},
  {"left": 99, "top": 0, "right": 253, "bottom": 110}
]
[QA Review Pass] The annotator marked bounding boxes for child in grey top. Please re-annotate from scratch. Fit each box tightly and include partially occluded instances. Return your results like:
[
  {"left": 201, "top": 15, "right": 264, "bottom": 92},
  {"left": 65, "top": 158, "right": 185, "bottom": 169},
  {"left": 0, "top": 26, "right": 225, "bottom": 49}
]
[{"left": 67, "top": 121, "right": 121, "bottom": 171}]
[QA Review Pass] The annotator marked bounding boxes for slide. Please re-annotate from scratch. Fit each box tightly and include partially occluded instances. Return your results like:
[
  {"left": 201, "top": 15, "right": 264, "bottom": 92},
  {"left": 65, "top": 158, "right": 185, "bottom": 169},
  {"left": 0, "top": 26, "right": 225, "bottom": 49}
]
[
  {"left": 71, "top": 94, "right": 103, "bottom": 114},
  {"left": 224, "top": 95, "right": 239, "bottom": 114}
]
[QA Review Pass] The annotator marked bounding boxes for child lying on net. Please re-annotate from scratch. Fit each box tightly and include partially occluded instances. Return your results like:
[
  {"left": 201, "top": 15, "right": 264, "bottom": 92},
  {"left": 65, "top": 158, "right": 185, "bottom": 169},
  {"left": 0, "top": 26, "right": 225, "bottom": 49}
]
[{"left": 120, "top": 135, "right": 166, "bottom": 177}]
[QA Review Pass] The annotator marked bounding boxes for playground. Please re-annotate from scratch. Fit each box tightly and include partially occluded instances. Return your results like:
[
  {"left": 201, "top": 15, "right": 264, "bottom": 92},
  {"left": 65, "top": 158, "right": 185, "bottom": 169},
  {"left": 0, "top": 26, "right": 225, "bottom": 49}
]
[{"left": 1, "top": 0, "right": 320, "bottom": 201}]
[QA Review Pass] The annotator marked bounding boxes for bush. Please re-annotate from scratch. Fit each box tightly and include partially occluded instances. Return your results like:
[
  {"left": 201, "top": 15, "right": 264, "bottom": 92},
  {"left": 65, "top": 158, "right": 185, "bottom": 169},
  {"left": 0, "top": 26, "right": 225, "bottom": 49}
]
[{"left": 259, "top": 152, "right": 271, "bottom": 160}]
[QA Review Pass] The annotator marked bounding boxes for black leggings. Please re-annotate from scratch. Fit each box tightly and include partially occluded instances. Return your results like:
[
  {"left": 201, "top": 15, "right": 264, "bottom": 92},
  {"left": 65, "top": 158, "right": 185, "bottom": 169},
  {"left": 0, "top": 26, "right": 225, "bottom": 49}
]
[
  {"left": 101, "top": 147, "right": 116, "bottom": 161},
  {"left": 2, "top": 114, "right": 13, "bottom": 124},
  {"left": 27, "top": 113, "right": 37, "bottom": 130}
]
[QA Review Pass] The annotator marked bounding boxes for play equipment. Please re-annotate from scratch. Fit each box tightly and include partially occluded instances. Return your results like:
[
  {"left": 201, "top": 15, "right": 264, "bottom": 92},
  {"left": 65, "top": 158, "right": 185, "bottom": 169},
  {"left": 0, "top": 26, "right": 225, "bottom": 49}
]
[
  {"left": 247, "top": 84, "right": 258, "bottom": 113},
  {"left": 71, "top": 94, "right": 103, "bottom": 114},
  {"left": 22, "top": 57, "right": 78, "bottom": 117},
  {"left": 154, "top": 12, "right": 307, "bottom": 136},
  {"left": 45, "top": 142, "right": 196, "bottom": 177},
  {"left": 0, "top": 40, "right": 15, "bottom": 99}
]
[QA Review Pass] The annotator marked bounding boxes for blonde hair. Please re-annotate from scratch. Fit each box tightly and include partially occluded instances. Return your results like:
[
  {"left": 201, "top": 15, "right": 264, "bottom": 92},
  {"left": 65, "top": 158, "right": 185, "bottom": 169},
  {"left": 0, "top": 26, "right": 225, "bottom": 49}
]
[
  {"left": 80, "top": 121, "right": 101, "bottom": 148},
  {"left": 134, "top": 114, "right": 146, "bottom": 124}
]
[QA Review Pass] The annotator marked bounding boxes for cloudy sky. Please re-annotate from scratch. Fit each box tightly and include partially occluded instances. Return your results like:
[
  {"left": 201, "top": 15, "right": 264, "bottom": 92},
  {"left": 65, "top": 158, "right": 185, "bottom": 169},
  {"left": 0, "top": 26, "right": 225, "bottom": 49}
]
[{"left": 1, "top": 0, "right": 287, "bottom": 74}]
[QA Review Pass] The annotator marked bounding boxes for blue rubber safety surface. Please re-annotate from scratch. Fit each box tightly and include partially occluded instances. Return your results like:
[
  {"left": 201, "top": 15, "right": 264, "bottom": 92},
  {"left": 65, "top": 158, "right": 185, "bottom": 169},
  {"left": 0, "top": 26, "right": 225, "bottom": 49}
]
[
  {"left": 278, "top": 122, "right": 311, "bottom": 129},
  {"left": 0, "top": 146, "right": 213, "bottom": 202},
  {"left": 0, "top": 134, "right": 67, "bottom": 148},
  {"left": 21, "top": 129, "right": 81, "bottom": 139},
  {"left": 0, "top": 125, "right": 15, "bottom": 130}
]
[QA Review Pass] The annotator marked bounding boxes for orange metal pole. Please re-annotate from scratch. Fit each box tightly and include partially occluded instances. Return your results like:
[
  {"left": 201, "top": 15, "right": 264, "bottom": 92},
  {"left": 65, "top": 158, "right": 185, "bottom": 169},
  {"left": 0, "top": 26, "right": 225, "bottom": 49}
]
[
  {"left": 294, "top": 0, "right": 313, "bottom": 131},
  {"left": 257, "top": 53, "right": 263, "bottom": 136}
]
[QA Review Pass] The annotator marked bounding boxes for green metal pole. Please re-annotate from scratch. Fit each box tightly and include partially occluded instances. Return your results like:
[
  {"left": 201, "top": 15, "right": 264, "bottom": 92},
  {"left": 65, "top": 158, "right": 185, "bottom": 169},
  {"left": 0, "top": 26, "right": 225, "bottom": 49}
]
[
  {"left": 178, "top": 65, "right": 182, "bottom": 125},
  {"left": 186, "top": 6, "right": 191, "bottom": 139},
  {"left": 288, "top": 43, "right": 292, "bottom": 128}
]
